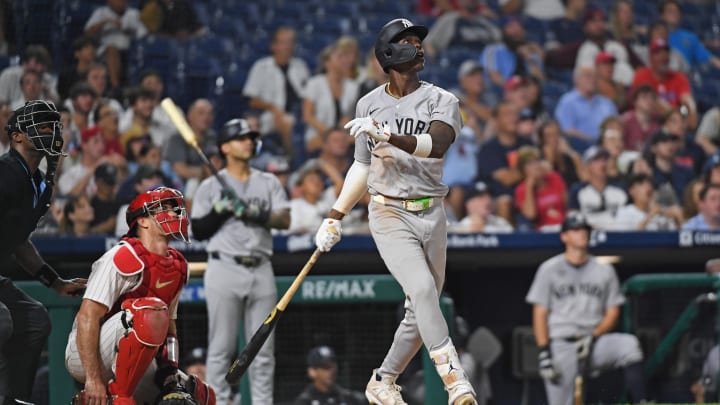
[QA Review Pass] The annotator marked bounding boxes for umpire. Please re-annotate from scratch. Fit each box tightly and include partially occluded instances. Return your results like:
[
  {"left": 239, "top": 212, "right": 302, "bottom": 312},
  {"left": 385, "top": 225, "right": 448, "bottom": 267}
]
[
  {"left": 0, "top": 100, "right": 86, "bottom": 403},
  {"left": 191, "top": 118, "right": 290, "bottom": 404}
]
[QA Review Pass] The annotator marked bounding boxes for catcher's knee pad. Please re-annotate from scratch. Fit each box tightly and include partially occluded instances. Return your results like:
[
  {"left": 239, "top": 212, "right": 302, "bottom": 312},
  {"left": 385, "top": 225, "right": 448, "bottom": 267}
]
[{"left": 109, "top": 297, "right": 169, "bottom": 399}]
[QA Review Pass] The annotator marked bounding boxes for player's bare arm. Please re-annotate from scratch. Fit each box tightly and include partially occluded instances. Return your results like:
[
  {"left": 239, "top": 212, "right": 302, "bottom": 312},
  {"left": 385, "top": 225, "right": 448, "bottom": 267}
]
[
  {"left": 592, "top": 305, "right": 620, "bottom": 337},
  {"left": 13, "top": 239, "right": 87, "bottom": 295},
  {"left": 76, "top": 298, "right": 110, "bottom": 403},
  {"left": 532, "top": 304, "right": 550, "bottom": 347},
  {"left": 387, "top": 120, "right": 455, "bottom": 158}
]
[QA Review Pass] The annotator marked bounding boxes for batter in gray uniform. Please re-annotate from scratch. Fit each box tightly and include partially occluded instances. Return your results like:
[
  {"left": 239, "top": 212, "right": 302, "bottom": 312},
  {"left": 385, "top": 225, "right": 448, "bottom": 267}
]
[
  {"left": 191, "top": 118, "right": 290, "bottom": 404},
  {"left": 526, "top": 213, "right": 646, "bottom": 405},
  {"left": 314, "top": 18, "right": 477, "bottom": 405}
]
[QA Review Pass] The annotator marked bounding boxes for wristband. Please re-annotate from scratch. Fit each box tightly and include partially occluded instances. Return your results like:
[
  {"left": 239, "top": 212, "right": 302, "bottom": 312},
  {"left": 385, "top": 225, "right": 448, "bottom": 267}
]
[
  {"left": 36, "top": 264, "right": 59, "bottom": 288},
  {"left": 412, "top": 133, "right": 432, "bottom": 157}
]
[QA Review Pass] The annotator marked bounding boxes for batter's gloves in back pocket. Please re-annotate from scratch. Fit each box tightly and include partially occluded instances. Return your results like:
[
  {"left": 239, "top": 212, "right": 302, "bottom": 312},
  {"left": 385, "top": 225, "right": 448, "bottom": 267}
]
[{"left": 315, "top": 218, "right": 342, "bottom": 252}]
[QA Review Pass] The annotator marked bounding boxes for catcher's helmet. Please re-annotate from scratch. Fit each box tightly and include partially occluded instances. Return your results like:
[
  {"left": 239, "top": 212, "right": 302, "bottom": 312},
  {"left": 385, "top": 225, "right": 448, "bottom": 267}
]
[
  {"left": 217, "top": 118, "right": 262, "bottom": 156},
  {"left": 7, "top": 100, "right": 64, "bottom": 156},
  {"left": 374, "top": 18, "right": 428, "bottom": 73},
  {"left": 126, "top": 187, "right": 189, "bottom": 242}
]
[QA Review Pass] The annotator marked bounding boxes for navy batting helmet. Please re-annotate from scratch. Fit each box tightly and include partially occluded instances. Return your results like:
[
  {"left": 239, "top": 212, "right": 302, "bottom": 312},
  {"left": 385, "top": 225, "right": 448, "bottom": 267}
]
[
  {"left": 374, "top": 18, "right": 428, "bottom": 73},
  {"left": 218, "top": 118, "right": 262, "bottom": 156}
]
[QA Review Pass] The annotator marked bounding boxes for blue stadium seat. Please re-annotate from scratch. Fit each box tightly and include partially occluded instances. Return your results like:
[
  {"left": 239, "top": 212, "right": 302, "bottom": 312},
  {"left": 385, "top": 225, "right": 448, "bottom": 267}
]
[
  {"left": 521, "top": 16, "right": 548, "bottom": 45},
  {"left": 181, "top": 54, "right": 222, "bottom": 104},
  {"left": 126, "top": 35, "right": 183, "bottom": 84},
  {"left": 184, "top": 34, "right": 236, "bottom": 63}
]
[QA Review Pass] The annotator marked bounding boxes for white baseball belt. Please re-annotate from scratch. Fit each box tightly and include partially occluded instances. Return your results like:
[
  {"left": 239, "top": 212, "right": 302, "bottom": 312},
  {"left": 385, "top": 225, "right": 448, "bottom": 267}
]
[{"left": 371, "top": 194, "right": 440, "bottom": 212}]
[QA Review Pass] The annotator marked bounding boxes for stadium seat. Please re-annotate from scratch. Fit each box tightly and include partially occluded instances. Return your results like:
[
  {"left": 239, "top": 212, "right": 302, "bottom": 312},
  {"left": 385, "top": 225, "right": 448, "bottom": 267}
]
[
  {"left": 126, "top": 35, "right": 183, "bottom": 85},
  {"left": 181, "top": 54, "right": 222, "bottom": 105},
  {"left": 184, "top": 34, "right": 236, "bottom": 63}
]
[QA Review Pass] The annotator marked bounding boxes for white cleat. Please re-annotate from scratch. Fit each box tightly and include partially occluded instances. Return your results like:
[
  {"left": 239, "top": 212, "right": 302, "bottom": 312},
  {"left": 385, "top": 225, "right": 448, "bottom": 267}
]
[
  {"left": 365, "top": 369, "right": 407, "bottom": 405},
  {"left": 447, "top": 379, "right": 478, "bottom": 405}
]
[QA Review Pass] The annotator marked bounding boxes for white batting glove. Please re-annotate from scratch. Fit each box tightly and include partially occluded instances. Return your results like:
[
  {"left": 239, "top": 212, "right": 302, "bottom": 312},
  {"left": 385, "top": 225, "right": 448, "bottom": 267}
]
[
  {"left": 315, "top": 218, "right": 342, "bottom": 252},
  {"left": 576, "top": 335, "right": 595, "bottom": 361},
  {"left": 344, "top": 117, "right": 391, "bottom": 143}
]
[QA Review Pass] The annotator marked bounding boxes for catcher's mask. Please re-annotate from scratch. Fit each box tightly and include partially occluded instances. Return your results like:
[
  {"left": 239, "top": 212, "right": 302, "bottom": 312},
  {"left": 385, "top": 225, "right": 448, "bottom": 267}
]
[
  {"left": 126, "top": 187, "right": 190, "bottom": 243},
  {"left": 7, "top": 100, "right": 64, "bottom": 156}
]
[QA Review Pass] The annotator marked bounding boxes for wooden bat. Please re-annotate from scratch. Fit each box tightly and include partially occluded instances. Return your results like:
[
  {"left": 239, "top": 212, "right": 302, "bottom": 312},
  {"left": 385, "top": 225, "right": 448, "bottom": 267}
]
[
  {"left": 225, "top": 248, "right": 324, "bottom": 385},
  {"left": 159, "top": 97, "right": 232, "bottom": 190},
  {"left": 575, "top": 353, "right": 589, "bottom": 405}
]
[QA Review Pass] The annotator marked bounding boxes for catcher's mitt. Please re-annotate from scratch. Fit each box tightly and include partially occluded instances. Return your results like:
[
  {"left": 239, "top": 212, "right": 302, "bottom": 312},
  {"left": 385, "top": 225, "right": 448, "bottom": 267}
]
[{"left": 156, "top": 383, "right": 199, "bottom": 405}]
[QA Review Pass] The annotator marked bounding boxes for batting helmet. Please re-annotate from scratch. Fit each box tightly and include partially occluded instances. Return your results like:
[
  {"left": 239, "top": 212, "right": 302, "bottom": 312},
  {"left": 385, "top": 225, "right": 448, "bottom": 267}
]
[
  {"left": 126, "top": 187, "right": 189, "bottom": 242},
  {"left": 7, "top": 100, "right": 64, "bottom": 156},
  {"left": 217, "top": 118, "right": 262, "bottom": 157},
  {"left": 375, "top": 18, "right": 428, "bottom": 73}
]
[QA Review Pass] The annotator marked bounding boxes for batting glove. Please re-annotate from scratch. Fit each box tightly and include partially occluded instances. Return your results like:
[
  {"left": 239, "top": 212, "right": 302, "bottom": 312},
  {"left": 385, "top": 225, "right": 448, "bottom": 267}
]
[
  {"left": 344, "top": 117, "right": 391, "bottom": 143},
  {"left": 576, "top": 335, "right": 596, "bottom": 361},
  {"left": 214, "top": 189, "right": 246, "bottom": 218},
  {"left": 315, "top": 218, "right": 342, "bottom": 252},
  {"left": 538, "top": 345, "right": 560, "bottom": 382}
]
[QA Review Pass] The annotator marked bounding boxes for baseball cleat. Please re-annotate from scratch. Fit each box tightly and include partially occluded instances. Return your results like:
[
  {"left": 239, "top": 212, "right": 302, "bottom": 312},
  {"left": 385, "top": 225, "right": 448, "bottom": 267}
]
[
  {"left": 365, "top": 369, "right": 407, "bottom": 405},
  {"left": 453, "top": 392, "right": 479, "bottom": 405}
]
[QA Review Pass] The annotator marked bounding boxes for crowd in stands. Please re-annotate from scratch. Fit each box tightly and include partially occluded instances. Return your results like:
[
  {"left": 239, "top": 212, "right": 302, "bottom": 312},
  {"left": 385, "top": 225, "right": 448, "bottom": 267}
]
[{"left": 3, "top": 0, "right": 720, "bottom": 239}]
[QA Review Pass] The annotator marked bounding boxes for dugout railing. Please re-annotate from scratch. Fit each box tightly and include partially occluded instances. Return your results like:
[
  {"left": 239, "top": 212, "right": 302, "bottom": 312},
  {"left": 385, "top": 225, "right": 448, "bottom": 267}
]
[{"left": 19, "top": 274, "right": 455, "bottom": 405}]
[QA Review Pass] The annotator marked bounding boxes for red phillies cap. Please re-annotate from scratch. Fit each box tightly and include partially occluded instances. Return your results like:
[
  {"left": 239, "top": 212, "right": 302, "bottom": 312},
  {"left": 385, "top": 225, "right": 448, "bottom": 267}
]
[
  {"left": 649, "top": 38, "right": 670, "bottom": 53},
  {"left": 504, "top": 75, "right": 526, "bottom": 92},
  {"left": 80, "top": 126, "right": 103, "bottom": 143},
  {"left": 595, "top": 51, "right": 616, "bottom": 65}
]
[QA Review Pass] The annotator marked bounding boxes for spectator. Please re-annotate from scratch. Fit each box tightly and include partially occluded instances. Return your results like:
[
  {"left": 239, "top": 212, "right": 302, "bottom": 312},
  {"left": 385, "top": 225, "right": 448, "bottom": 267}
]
[
  {"left": 499, "top": 0, "right": 565, "bottom": 20},
  {"left": 84, "top": 0, "right": 148, "bottom": 90},
  {"left": 702, "top": 153, "right": 720, "bottom": 185},
  {"left": 0, "top": 45, "right": 58, "bottom": 104},
  {"left": 93, "top": 100, "right": 124, "bottom": 161},
  {"left": 287, "top": 165, "right": 332, "bottom": 235},
  {"left": 659, "top": 0, "right": 720, "bottom": 70},
  {"left": 682, "top": 179, "right": 705, "bottom": 222},
  {"left": 613, "top": 174, "right": 681, "bottom": 231},
  {"left": 476, "top": 100, "right": 533, "bottom": 222},
  {"left": 128, "top": 68, "right": 176, "bottom": 146},
  {"left": 65, "top": 82, "right": 98, "bottom": 142},
  {"left": 181, "top": 347, "right": 208, "bottom": 382},
  {"left": 555, "top": 64, "right": 618, "bottom": 142},
  {"left": 538, "top": 119, "right": 584, "bottom": 186},
  {"left": 294, "top": 346, "right": 365, "bottom": 405},
  {"left": 525, "top": 75, "right": 547, "bottom": 121},
  {"left": 636, "top": 21, "right": 690, "bottom": 75},
  {"left": 162, "top": 98, "right": 216, "bottom": 188},
  {"left": 89, "top": 162, "right": 120, "bottom": 235},
  {"left": 140, "top": 0, "right": 204, "bottom": 40},
  {"left": 0, "top": 100, "right": 11, "bottom": 155},
  {"left": 85, "top": 63, "right": 124, "bottom": 116},
  {"left": 59, "top": 194, "right": 95, "bottom": 237},
  {"left": 598, "top": 116, "right": 630, "bottom": 183},
  {"left": 647, "top": 117, "right": 696, "bottom": 206},
  {"left": 456, "top": 60, "right": 495, "bottom": 139},
  {"left": 696, "top": 107, "right": 720, "bottom": 156},
  {"left": 11, "top": 71, "right": 44, "bottom": 110},
  {"left": 119, "top": 86, "right": 155, "bottom": 149},
  {"left": 58, "top": 36, "right": 97, "bottom": 101},
  {"left": 568, "top": 146, "right": 628, "bottom": 229},
  {"left": 135, "top": 141, "right": 182, "bottom": 190},
  {"left": 622, "top": 85, "right": 660, "bottom": 151},
  {"left": 302, "top": 43, "right": 358, "bottom": 154},
  {"left": 114, "top": 164, "right": 166, "bottom": 235},
  {"left": 574, "top": 7, "right": 636, "bottom": 86},
  {"left": 514, "top": 146, "right": 567, "bottom": 231},
  {"left": 424, "top": 0, "right": 501, "bottom": 59},
  {"left": 449, "top": 181, "right": 514, "bottom": 233},
  {"left": 595, "top": 51, "right": 626, "bottom": 111},
  {"left": 357, "top": 49, "right": 388, "bottom": 100},
  {"left": 317, "top": 127, "right": 352, "bottom": 181},
  {"left": 631, "top": 38, "right": 697, "bottom": 129},
  {"left": 546, "top": 0, "right": 587, "bottom": 48},
  {"left": 243, "top": 27, "right": 310, "bottom": 152},
  {"left": 444, "top": 125, "right": 481, "bottom": 221},
  {"left": 682, "top": 183, "right": 720, "bottom": 230},
  {"left": 607, "top": 0, "right": 647, "bottom": 68},
  {"left": 59, "top": 126, "right": 111, "bottom": 198},
  {"left": 480, "top": 17, "right": 544, "bottom": 90},
  {"left": 335, "top": 35, "right": 362, "bottom": 82}
]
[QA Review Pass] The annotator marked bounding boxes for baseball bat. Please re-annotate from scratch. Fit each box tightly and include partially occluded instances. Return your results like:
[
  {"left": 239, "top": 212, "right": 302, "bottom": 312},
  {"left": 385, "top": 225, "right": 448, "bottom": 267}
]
[
  {"left": 574, "top": 355, "right": 588, "bottom": 405},
  {"left": 225, "top": 248, "right": 325, "bottom": 385},
  {"left": 160, "top": 97, "right": 232, "bottom": 191}
]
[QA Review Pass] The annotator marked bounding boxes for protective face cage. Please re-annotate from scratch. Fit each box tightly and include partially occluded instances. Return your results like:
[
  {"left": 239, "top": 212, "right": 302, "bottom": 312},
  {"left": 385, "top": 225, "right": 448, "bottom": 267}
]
[
  {"left": 126, "top": 187, "right": 190, "bottom": 243},
  {"left": 9, "top": 100, "right": 64, "bottom": 156}
]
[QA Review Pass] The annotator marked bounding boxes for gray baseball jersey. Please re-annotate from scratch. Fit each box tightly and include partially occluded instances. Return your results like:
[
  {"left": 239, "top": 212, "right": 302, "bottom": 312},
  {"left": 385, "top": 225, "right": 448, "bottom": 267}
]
[
  {"left": 526, "top": 253, "right": 625, "bottom": 339},
  {"left": 191, "top": 168, "right": 289, "bottom": 257},
  {"left": 191, "top": 168, "right": 288, "bottom": 404},
  {"left": 353, "top": 81, "right": 464, "bottom": 378},
  {"left": 354, "top": 81, "right": 461, "bottom": 199}
]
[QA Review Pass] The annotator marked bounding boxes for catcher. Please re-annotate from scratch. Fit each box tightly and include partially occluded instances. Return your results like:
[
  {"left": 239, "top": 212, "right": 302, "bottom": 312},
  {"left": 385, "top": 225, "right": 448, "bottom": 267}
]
[{"left": 64, "top": 187, "right": 215, "bottom": 405}]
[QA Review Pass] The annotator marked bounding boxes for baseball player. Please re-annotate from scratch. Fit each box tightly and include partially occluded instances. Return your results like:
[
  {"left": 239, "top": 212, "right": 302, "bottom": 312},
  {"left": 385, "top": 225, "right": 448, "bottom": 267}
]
[
  {"left": 526, "top": 213, "right": 646, "bottom": 405},
  {"left": 64, "top": 187, "right": 215, "bottom": 405},
  {"left": 0, "top": 100, "right": 87, "bottom": 404},
  {"left": 191, "top": 118, "right": 290, "bottom": 404},
  {"left": 314, "top": 18, "right": 477, "bottom": 405}
]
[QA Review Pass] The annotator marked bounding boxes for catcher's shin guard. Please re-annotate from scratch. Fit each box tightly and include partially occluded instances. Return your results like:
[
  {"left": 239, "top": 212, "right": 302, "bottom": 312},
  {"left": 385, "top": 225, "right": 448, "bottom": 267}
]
[
  {"left": 108, "top": 297, "right": 169, "bottom": 402},
  {"left": 430, "top": 339, "right": 478, "bottom": 405}
]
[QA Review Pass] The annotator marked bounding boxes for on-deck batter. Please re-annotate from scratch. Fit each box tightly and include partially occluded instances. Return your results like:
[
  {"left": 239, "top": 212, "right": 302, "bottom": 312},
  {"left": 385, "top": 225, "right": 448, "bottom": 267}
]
[{"left": 314, "top": 17, "right": 477, "bottom": 405}]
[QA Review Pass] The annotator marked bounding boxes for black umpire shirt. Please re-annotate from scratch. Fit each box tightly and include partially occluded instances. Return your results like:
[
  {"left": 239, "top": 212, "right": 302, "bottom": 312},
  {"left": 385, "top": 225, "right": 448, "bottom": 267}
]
[{"left": 0, "top": 148, "right": 52, "bottom": 261}]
